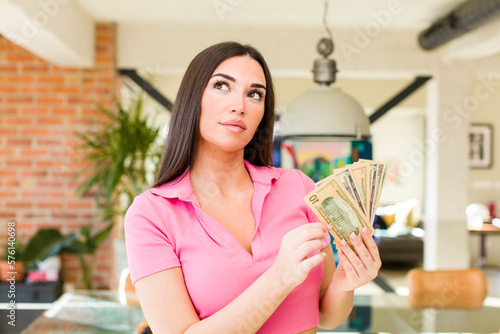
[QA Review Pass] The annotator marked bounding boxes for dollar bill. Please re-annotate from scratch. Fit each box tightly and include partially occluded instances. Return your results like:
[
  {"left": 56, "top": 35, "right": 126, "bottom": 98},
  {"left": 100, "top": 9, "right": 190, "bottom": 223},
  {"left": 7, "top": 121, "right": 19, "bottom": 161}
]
[
  {"left": 356, "top": 159, "right": 387, "bottom": 223},
  {"left": 306, "top": 159, "right": 387, "bottom": 249},
  {"left": 315, "top": 177, "right": 327, "bottom": 188},
  {"left": 373, "top": 162, "right": 387, "bottom": 219},
  {"left": 334, "top": 167, "right": 367, "bottom": 216},
  {"left": 360, "top": 160, "right": 379, "bottom": 224},
  {"left": 347, "top": 161, "right": 371, "bottom": 219},
  {"left": 304, "top": 173, "right": 373, "bottom": 249}
]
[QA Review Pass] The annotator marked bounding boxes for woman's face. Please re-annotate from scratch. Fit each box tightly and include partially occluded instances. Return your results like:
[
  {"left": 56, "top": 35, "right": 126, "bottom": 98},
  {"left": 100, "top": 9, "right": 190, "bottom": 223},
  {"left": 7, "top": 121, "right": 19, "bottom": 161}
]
[{"left": 199, "top": 56, "right": 266, "bottom": 155}]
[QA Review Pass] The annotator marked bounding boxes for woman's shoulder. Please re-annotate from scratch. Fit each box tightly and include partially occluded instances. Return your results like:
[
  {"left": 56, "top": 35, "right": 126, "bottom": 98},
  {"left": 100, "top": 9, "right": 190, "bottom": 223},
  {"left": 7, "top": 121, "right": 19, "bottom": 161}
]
[
  {"left": 127, "top": 171, "right": 193, "bottom": 215},
  {"left": 277, "top": 167, "right": 309, "bottom": 178},
  {"left": 124, "top": 185, "right": 186, "bottom": 233},
  {"left": 130, "top": 186, "right": 179, "bottom": 206},
  {"left": 125, "top": 188, "right": 160, "bottom": 217}
]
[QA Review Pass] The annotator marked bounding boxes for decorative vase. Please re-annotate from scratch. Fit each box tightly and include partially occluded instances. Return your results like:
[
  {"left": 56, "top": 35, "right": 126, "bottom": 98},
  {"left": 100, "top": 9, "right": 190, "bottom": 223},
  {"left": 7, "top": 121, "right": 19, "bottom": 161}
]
[{"left": 0, "top": 260, "right": 26, "bottom": 282}]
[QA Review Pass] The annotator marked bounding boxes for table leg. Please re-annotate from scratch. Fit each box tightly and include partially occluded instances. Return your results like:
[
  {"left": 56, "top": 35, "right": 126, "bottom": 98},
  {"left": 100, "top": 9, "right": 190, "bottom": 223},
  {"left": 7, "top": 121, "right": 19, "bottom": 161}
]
[
  {"left": 372, "top": 273, "right": 396, "bottom": 293},
  {"left": 479, "top": 233, "right": 486, "bottom": 268}
]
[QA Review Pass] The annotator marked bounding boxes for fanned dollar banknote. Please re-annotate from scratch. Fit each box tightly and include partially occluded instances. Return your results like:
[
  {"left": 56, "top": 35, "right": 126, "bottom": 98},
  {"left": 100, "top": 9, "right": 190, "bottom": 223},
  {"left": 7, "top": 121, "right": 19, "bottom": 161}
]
[{"left": 304, "top": 159, "right": 387, "bottom": 249}]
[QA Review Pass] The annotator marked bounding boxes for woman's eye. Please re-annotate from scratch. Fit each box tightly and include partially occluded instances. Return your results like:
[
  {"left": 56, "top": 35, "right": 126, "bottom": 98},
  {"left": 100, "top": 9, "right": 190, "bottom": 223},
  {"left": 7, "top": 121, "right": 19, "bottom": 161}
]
[
  {"left": 213, "top": 81, "right": 229, "bottom": 91},
  {"left": 248, "top": 91, "right": 264, "bottom": 101}
]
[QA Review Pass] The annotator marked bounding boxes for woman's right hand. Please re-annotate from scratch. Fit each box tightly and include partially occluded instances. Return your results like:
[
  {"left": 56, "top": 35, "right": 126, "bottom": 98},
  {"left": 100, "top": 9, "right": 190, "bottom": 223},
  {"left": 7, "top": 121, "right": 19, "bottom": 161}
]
[{"left": 269, "top": 222, "right": 329, "bottom": 290}]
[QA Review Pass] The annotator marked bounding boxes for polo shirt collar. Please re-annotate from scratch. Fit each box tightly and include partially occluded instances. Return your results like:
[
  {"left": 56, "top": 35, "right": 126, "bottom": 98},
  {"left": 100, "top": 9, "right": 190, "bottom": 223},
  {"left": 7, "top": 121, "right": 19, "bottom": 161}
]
[
  {"left": 151, "top": 160, "right": 280, "bottom": 201},
  {"left": 151, "top": 169, "right": 193, "bottom": 201},
  {"left": 243, "top": 159, "right": 281, "bottom": 185}
]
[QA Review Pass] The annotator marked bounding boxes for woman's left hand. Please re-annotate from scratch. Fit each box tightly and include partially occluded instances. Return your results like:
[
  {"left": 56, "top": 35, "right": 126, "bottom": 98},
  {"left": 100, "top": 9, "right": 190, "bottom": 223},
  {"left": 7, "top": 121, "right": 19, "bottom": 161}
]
[{"left": 331, "top": 227, "right": 381, "bottom": 292}]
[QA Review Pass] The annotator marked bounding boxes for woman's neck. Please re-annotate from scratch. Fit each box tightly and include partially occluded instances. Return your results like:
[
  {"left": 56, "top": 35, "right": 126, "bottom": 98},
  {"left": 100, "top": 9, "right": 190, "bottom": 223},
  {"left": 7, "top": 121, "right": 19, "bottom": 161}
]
[{"left": 189, "top": 149, "right": 251, "bottom": 200}]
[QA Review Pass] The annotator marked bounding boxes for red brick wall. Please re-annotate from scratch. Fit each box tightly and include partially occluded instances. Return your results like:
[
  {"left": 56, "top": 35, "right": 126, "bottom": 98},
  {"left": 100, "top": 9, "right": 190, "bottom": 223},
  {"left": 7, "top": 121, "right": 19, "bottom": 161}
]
[{"left": 0, "top": 23, "right": 120, "bottom": 289}]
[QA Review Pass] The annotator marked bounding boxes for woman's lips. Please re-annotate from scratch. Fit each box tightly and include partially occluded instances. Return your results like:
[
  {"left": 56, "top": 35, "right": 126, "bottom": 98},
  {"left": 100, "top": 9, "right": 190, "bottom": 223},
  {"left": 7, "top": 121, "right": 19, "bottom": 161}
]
[{"left": 220, "top": 120, "right": 247, "bottom": 133}]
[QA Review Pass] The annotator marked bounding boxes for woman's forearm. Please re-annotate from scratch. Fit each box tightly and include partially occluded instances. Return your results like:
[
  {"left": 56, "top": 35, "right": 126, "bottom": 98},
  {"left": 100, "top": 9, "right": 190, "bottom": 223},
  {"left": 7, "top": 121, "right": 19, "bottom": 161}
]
[
  {"left": 318, "top": 283, "right": 354, "bottom": 330},
  {"left": 184, "top": 266, "right": 294, "bottom": 334},
  {"left": 318, "top": 229, "right": 381, "bottom": 330}
]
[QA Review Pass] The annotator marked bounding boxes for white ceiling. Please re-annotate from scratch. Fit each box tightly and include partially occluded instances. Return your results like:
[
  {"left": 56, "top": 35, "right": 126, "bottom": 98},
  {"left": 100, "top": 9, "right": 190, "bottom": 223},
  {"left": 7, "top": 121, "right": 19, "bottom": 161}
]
[
  {"left": 75, "top": 0, "right": 464, "bottom": 30},
  {"left": 4, "top": 0, "right": 498, "bottom": 70}
]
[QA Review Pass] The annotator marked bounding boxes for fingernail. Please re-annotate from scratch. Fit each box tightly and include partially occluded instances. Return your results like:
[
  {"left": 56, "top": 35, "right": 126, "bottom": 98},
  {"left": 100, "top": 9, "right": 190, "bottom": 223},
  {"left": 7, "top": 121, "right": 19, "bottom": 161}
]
[
  {"left": 362, "top": 227, "right": 368, "bottom": 234},
  {"left": 350, "top": 232, "right": 357, "bottom": 240},
  {"left": 341, "top": 239, "right": 347, "bottom": 247}
]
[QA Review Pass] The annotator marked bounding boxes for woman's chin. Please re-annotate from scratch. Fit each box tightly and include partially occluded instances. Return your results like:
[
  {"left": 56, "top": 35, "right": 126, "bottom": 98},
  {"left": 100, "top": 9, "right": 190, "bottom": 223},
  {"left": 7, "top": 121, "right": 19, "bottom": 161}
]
[{"left": 200, "top": 137, "right": 252, "bottom": 154}]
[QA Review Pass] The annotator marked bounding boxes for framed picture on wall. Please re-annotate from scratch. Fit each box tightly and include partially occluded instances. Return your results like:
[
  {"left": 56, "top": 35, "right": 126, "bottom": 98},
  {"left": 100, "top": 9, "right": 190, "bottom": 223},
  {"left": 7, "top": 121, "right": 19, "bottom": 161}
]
[{"left": 469, "top": 124, "right": 493, "bottom": 168}]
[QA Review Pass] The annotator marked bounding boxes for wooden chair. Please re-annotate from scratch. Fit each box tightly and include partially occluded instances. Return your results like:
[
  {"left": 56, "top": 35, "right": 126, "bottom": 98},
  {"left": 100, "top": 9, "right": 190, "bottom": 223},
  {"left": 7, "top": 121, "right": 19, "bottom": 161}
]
[
  {"left": 118, "top": 268, "right": 151, "bottom": 334},
  {"left": 119, "top": 267, "right": 141, "bottom": 307},
  {"left": 406, "top": 268, "right": 487, "bottom": 310}
]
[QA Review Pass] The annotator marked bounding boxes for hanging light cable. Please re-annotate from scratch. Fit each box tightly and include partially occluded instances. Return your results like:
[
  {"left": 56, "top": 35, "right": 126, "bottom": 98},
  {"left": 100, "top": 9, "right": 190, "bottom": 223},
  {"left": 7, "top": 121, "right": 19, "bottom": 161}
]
[
  {"left": 321, "top": 0, "right": 333, "bottom": 48},
  {"left": 278, "top": 0, "right": 370, "bottom": 140}
]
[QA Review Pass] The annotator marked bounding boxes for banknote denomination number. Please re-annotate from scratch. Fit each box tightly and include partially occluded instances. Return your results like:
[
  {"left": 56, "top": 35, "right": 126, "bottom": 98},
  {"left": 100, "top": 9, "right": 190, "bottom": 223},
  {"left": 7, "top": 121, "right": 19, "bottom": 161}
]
[{"left": 309, "top": 195, "right": 319, "bottom": 205}]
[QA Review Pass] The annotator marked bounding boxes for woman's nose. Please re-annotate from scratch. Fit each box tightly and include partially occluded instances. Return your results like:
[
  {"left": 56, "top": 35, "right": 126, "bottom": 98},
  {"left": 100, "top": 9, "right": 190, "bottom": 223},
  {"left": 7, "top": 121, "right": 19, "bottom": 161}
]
[{"left": 230, "top": 93, "right": 245, "bottom": 114}]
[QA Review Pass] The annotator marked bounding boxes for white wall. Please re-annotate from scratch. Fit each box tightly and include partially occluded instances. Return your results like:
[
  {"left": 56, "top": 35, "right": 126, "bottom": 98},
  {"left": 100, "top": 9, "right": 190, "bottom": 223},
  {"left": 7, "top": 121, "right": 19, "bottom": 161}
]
[
  {"left": 371, "top": 111, "right": 426, "bottom": 206},
  {"left": 468, "top": 77, "right": 500, "bottom": 267},
  {"left": 469, "top": 78, "right": 500, "bottom": 206}
]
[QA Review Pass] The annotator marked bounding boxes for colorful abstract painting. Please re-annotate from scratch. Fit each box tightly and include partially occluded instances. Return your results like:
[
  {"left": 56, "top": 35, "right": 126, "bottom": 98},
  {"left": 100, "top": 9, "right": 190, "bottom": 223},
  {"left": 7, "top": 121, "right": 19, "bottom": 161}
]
[{"left": 277, "top": 140, "right": 372, "bottom": 182}]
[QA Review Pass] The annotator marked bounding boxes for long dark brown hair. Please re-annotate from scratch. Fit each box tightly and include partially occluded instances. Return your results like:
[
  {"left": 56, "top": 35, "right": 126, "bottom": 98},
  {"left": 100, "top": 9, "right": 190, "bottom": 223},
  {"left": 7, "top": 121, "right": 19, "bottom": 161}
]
[{"left": 153, "top": 42, "right": 275, "bottom": 188}]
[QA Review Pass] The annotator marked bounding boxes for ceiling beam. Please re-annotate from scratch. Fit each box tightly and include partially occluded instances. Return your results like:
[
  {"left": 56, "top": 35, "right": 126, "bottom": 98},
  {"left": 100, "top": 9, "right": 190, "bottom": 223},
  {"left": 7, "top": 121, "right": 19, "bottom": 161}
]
[
  {"left": 119, "top": 69, "right": 173, "bottom": 112},
  {"left": 418, "top": 0, "right": 500, "bottom": 51},
  {"left": 442, "top": 19, "right": 500, "bottom": 61},
  {"left": 369, "top": 76, "right": 432, "bottom": 124},
  {"left": 0, "top": 0, "right": 94, "bottom": 67}
]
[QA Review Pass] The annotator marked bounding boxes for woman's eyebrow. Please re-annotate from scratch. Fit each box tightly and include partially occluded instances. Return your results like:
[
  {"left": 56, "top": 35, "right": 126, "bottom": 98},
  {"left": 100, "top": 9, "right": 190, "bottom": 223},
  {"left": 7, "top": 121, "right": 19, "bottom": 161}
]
[
  {"left": 251, "top": 83, "right": 266, "bottom": 90},
  {"left": 211, "top": 73, "right": 266, "bottom": 90},
  {"left": 211, "top": 73, "right": 235, "bottom": 82}
]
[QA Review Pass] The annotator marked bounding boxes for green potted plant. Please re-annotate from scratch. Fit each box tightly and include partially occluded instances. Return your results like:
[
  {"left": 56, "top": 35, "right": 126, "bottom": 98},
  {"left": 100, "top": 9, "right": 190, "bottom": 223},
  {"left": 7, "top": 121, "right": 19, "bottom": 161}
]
[
  {"left": 22, "top": 223, "right": 113, "bottom": 290},
  {"left": 75, "top": 94, "right": 162, "bottom": 224},
  {"left": 74, "top": 94, "right": 163, "bottom": 286}
]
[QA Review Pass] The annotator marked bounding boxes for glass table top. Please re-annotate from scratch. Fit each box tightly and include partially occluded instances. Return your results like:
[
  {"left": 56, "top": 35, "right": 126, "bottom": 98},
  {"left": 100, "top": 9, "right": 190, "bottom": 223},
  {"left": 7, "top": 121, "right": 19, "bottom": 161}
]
[
  {"left": 21, "top": 290, "right": 500, "bottom": 333},
  {"left": 325, "top": 294, "right": 500, "bottom": 333},
  {"left": 21, "top": 290, "right": 145, "bottom": 333}
]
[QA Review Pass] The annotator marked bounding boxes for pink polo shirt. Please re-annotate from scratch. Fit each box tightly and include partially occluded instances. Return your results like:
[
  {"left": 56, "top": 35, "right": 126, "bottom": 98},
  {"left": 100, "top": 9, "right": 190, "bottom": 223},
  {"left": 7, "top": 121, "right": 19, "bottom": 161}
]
[{"left": 124, "top": 160, "right": 330, "bottom": 333}]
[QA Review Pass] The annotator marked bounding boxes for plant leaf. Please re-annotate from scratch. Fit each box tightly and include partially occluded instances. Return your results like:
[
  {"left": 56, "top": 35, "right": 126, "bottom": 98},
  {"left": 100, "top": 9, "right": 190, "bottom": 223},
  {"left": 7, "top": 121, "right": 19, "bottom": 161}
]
[
  {"left": 94, "top": 222, "right": 114, "bottom": 248},
  {"left": 23, "top": 229, "right": 66, "bottom": 264}
]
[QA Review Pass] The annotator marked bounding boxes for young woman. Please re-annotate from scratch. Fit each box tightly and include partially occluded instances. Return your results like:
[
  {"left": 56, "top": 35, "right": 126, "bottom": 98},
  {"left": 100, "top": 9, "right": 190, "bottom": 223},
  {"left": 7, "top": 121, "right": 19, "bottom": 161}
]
[{"left": 125, "top": 41, "right": 381, "bottom": 333}]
